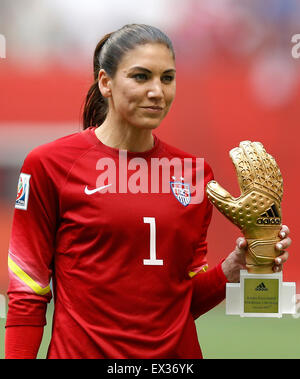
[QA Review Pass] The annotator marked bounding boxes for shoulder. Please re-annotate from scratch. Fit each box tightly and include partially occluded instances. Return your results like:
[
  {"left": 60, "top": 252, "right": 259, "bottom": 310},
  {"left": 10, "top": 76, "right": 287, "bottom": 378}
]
[{"left": 22, "top": 128, "right": 95, "bottom": 172}]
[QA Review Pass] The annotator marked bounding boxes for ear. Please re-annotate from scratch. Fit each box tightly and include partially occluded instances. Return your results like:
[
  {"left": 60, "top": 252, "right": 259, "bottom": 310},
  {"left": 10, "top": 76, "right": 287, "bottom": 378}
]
[{"left": 98, "top": 69, "right": 112, "bottom": 98}]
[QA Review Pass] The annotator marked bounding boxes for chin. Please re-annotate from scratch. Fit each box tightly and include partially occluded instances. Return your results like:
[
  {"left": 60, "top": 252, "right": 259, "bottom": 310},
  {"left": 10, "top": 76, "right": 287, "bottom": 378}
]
[{"left": 131, "top": 118, "right": 162, "bottom": 130}]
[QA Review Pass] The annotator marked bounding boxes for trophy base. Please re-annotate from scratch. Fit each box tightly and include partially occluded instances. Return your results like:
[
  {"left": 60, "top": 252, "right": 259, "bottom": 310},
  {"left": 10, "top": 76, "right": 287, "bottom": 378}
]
[
  {"left": 0, "top": 294, "right": 5, "bottom": 318},
  {"left": 226, "top": 270, "right": 296, "bottom": 317}
]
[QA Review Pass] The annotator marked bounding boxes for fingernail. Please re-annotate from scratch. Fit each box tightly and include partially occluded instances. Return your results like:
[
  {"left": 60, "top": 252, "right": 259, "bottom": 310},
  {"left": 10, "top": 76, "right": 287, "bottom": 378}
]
[
  {"left": 277, "top": 243, "right": 283, "bottom": 250},
  {"left": 280, "top": 232, "right": 286, "bottom": 238},
  {"left": 238, "top": 241, "right": 243, "bottom": 249},
  {"left": 276, "top": 258, "right": 282, "bottom": 265}
]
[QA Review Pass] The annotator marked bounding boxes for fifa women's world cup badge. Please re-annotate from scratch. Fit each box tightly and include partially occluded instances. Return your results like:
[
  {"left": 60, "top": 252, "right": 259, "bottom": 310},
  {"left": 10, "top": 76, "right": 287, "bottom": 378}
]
[
  {"left": 15, "top": 173, "right": 31, "bottom": 210},
  {"left": 170, "top": 176, "right": 191, "bottom": 206},
  {"left": 206, "top": 141, "right": 296, "bottom": 317}
]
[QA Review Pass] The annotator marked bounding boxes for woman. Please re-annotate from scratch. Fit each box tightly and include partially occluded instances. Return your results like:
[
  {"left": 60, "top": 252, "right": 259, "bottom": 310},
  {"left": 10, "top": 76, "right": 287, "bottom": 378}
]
[{"left": 5, "top": 24, "right": 291, "bottom": 359}]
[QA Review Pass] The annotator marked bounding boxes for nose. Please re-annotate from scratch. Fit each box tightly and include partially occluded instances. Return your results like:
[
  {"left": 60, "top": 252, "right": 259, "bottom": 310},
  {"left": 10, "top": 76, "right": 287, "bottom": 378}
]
[{"left": 147, "top": 79, "right": 163, "bottom": 100}]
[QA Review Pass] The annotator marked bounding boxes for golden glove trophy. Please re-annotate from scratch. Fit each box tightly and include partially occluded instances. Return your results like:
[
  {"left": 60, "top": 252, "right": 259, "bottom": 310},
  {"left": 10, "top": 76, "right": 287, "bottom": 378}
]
[{"left": 206, "top": 141, "right": 296, "bottom": 317}]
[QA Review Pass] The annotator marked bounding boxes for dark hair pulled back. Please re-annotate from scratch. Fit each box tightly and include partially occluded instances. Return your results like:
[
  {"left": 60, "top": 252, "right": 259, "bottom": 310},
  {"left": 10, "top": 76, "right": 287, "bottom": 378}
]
[{"left": 82, "top": 24, "right": 175, "bottom": 129}]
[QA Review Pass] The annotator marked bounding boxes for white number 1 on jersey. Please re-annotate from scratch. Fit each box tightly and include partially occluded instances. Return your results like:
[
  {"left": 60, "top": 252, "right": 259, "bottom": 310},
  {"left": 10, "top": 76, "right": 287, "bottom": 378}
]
[{"left": 143, "top": 217, "right": 163, "bottom": 266}]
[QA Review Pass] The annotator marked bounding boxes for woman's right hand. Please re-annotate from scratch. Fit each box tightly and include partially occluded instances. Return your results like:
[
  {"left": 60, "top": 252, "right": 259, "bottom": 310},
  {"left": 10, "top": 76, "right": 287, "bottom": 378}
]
[{"left": 221, "top": 225, "right": 291, "bottom": 283}]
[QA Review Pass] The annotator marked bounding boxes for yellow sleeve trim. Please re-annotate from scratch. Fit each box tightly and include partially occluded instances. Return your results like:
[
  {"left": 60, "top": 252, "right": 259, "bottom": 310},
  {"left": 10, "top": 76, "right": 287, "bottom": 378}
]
[
  {"left": 188, "top": 264, "right": 208, "bottom": 278},
  {"left": 8, "top": 256, "right": 51, "bottom": 296}
]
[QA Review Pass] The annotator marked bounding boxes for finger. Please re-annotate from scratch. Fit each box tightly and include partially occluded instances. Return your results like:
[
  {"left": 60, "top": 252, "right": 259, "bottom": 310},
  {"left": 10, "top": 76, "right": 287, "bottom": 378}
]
[
  {"left": 236, "top": 237, "right": 247, "bottom": 250},
  {"left": 206, "top": 180, "right": 233, "bottom": 200},
  {"left": 235, "top": 238, "right": 247, "bottom": 258},
  {"left": 206, "top": 181, "right": 237, "bottom": 222},
  {"left": 279, "top": 225, "right": 290, "bottom": 239},
  {"left": 276, "top": 237, "right": 292, "bottom": 251},
  {"left": 242, "top": 141, "right": 267, "bottom": 186},
  {"left": 275, "top": 251, "right": 289, "bottom": 265},
  {"left": 273, "top": 264, "right": 282, "bottom": 273},
  {"left": 229, "top": 144, "right": 254, "bottom": 193}
]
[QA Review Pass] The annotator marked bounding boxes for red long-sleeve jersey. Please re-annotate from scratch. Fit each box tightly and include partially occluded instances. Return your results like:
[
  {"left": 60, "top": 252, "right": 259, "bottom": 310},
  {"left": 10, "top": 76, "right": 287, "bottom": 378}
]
[{"left": 6, "top": 127, "right": 227, "bottom": 358}]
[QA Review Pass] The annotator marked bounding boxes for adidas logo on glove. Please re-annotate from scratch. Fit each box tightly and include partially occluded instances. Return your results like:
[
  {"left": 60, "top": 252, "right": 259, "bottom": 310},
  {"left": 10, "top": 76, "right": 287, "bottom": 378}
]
[{"left": 256, "top": 204, "right": 281, "bottom": 225}]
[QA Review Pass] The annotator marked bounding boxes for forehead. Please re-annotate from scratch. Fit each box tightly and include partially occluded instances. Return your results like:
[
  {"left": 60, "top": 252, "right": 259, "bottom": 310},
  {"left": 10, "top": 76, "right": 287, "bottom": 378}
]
[{"left": 118, "top": 43, "right": 175, "bottom": 72}]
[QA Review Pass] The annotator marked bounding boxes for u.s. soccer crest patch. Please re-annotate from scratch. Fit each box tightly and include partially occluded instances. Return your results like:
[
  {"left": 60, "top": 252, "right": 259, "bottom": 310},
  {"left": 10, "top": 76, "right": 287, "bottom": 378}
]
[
  {"left": 170, "top": 177, "right": 191, "bottom": 207},
  {"left": 15, "top": 173, "right": 31, "bottom": 210}
]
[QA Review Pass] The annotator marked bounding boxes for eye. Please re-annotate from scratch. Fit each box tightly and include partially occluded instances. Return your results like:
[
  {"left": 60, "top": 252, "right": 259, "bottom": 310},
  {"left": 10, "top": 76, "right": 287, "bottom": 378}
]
[
  {"left": 132, "top": 73, "right": 148, "bottom": 82},
  {"left": 161, "top": 75, "right": 175, "bottom": 84}
]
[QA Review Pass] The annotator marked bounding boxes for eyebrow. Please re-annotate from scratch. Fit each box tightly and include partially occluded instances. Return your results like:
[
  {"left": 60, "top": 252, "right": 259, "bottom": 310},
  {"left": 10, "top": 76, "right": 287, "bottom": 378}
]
[{"left": 129, "top": 66, "right": 176, "bottom": 74}]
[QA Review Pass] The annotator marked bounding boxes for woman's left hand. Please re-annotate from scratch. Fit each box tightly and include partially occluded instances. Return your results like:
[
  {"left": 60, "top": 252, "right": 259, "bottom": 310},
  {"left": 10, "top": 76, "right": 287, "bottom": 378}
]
[{"left": 222, "top": 225, "right": 292, "bottom": 283}]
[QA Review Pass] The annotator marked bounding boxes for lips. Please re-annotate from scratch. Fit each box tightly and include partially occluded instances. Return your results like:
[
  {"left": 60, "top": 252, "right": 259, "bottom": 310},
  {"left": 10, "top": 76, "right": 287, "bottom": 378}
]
[{"left": 141, "top": 106, "right": 163, "bottom": 111}]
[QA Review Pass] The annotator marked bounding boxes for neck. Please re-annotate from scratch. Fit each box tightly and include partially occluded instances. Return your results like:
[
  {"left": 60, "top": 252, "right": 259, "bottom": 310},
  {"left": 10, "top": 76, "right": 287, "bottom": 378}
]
[{"left": 95, "top": 114, "right": 155, "bottom": 153}]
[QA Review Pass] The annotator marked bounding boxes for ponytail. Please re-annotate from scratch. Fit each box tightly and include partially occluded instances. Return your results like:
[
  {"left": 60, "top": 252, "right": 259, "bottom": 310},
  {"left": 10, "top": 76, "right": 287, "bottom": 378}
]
[{"left": 82, "top": 33, "right": 112, "bottom": 130}]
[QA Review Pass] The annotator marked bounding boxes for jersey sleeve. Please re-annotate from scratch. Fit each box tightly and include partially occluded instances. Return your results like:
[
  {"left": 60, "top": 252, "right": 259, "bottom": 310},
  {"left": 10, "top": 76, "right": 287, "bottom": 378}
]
[
  {"left": 6, "top": 148, "right": 58, "bottom": 327},
  {"left": 188, "top": 162, "right": 228, "bottom": 318},
  {"left": 188, "top": 161, "right": 214, "bottom": 276},
  {"left": 190, "top": 262, "right": 228, "bottom": 319},
  {"left": 5, "top": 326, "right": 44, "bottom": 359}
]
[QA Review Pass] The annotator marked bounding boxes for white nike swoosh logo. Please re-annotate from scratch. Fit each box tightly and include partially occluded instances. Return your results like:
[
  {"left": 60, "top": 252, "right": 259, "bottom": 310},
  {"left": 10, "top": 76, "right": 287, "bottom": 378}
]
[{"left": 84, "top": 184, "right": 112, "bottom": 195}]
